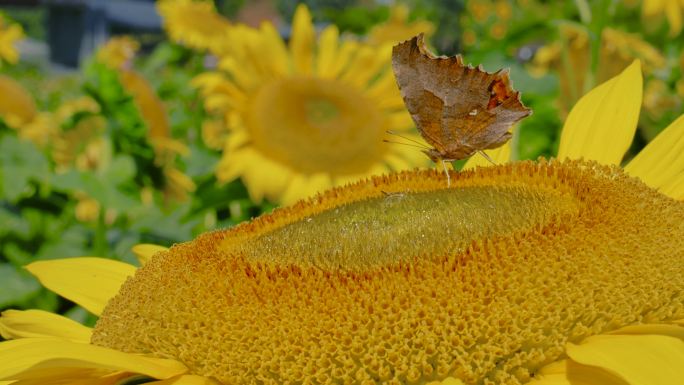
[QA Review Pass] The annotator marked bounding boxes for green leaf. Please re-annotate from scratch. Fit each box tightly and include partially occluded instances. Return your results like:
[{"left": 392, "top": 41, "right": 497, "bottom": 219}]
[
  {"left": 0, "top": 135, "right": 49, "bottom": 202},
  {"left": 49, "top": 170, "right": 86, "bottom": 192},
  {"left": 102, "top": 155, "right": 137, "bottom": 185},
  {"left": 0, "top": 263, "right": 41, "bottom": 308},
  {"left": 0, "top": 206, "right": 31, "bottom": 238}
]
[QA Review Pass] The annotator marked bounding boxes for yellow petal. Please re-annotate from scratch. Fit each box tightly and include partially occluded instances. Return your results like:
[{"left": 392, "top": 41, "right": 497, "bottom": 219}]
[
  {"left": 0, "top": 338, "right": 187, "bottom": 381},
  {"left": 608, "top": 323, "right": 684, "bottom": 340},
  {"left": 463, "top": 141, "right": 512, "bottom": 170},
  {"left": 281, "top": 173, "right": 332, "bottom": 205},
  {"left": 0, "top": 309, "right": 91, "bottom": 342},
  {"left": 316, "top": 25, "right": 339, "bottom": 77},
  {"left": 625, "top": 114, "right": 684, "bottom": 195},
  {"left": 25, "top": 258, "right": 136, "bottom": 316},
  {"left": 131, "top": 244, "right": 169, "bottom": 266},
  {"left": 659, "top": 172, "right": 684, "bottom": 199},
  {"left": 261, "top": 23, "right": 289, "bottom": 77},
  {"left": 289, "top": 4, "right": 314, "bottom": 75},
  {"left": 148, "top": 374, "right": 220, "bottom": 384},
  {"left": 666, "top": 0, "right": 683, "bottom": 36},
  {"left": 642, "top": 0, "right": 666, "bottom": 16},
  {"left": 557, "top": 60, "right": 642, "bottom": 165},
  {"left": 566, "top": 334, "right": 684, "bottom": 385},
  {"left": 524, "top": 373, "right": 573, "bottom": 385},
  {"left": 8, "top": 367, "right": 126, "bottom": 385}
]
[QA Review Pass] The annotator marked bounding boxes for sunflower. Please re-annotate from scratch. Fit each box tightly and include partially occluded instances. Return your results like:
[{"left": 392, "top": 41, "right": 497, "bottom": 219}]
[
  {"left": 641, "top": 0, "right": 684, "bottom": 36},
  {"left": 156, "top": 0, "right": 231, "bottom": 55},
  {"left": 0, "top": 76, "right": 59, "bottom": 148},
  {"left": 95, "top": 36, "right": 196, "bottom": 201},
  {"left": 471, "top": 61, "right": 684, "bottom": 198},
  {"left": 0, "top": 75, "right": 36, "bottom": 128},
  {"left": 193, "top": 4, "right": 428, "bottom": 205},
  {"left": 1, "top": 59, "right": 684, "bottom": 384},
  {"left": 367, "top": 4, "right": 435, "bottom": 46},
  {"left": 530, "top": 24, "right": 666, "bottom": 116},
  {"left": 95, "top": 35, "right": 139, "bottom": 69},
  {"left": 0, "top": 14, "right": 23, "bottom": 66}
]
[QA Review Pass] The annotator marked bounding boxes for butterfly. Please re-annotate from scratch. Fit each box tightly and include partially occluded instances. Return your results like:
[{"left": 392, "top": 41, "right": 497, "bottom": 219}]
[{"left": 391, "top": 34, "right": 531, "bottom": 185}]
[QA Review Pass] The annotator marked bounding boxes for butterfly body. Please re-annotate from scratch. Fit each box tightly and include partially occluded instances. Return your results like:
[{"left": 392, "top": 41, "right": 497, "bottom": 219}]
[{"left": 392, "top": 34, "right": 531, "bottom": 164}]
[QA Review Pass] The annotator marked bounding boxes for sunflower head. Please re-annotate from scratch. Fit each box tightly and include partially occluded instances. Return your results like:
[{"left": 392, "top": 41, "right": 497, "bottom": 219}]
[
  {"left": 92, "top": 160, "right": 684, "bottom": 385},
  {"left": 193, "top": 4, "right": 428, "bottom": 205},
  {"left": 96, "top": 35, "right": 140, "bottom": 70},
  {"left": 157, "top": 0, "right": 232, "bottom": 55}
]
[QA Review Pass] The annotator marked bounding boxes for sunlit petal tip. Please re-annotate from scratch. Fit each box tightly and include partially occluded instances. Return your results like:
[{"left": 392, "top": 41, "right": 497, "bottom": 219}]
[
  {"left": 290, "top": 3, "right": 315, "bottom": 74},
  {"left": 0, "top": 309, "right": 92, "bottom": 342},
  {"left": 557, "top": 59, "right": 642, "bottom": 165},
  {"left": 132, "top": 244, "right": 169, "bottom": 266},
  {"left": 625, "top": 113, "right": 684, "bottom": 198},
  {"left": 25, "top": 258, "right": 136, "bottom": 316}
]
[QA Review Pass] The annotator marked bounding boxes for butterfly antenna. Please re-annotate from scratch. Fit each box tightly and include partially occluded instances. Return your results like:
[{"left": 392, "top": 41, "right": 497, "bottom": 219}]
[
  {"left": 386, "top": 130, "right": 431, "bottom": 149},
  {"left": 383, "top": 139, "right": 427, "bottom": 150},
  {"left": 477, "top": 150, "right": 496, "bottom": 165}
]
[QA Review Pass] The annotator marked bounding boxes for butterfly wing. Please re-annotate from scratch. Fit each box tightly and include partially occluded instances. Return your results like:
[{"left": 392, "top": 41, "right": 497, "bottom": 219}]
[
  {"left": 392, "top": 35, "right": 451, "bottom": 153},
  {"left": 441, "top": 68, "right": 530, "bottom": 153},
  {"left": 392, "top": 35, "right": 531, "bottom": 159}
]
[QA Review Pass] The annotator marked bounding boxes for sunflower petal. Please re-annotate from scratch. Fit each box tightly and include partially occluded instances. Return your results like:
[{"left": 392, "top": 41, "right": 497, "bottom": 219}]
[
  {"left": 0, "top": 310, "right": 91, "bottom": 342},
  {"left": 25, "top": 258, "right": 136, "bottom": 316},
  {"left": 148, "top": 374, "right": 220, "bottom": 384},
  {"left": 8, "top": 367, "right": 123, "bottom": 385},
  {"left": 624, "top": 113, "right": 684, "bottom": 196},
  {"left": 524, "top": 373, "right": 573, "bottom": 385},
  {"left": 132, "top": 244, "right": 169, "bottom": 266},
  {"left": 608, "top": 323, "right": 684, "bottom": 340},
  {"left": 557, "top": 60, "right": 642, "bottom": 165},
  {"left": 665, "top": 0, "right": 683, "bottom": 36},
  {"left": 289, "top": 4, "right": 314, "bottom": 75},
  {"left": 659, "top": 172, "right": 684, "bottom": 199},
  {"left": 316, "top": 25, "right": 339, "bottom": 78},
  {"left": 566, "top": 334, "right": 684, "bottom": 385},
  {"left": 0, "top": 338, "right": 187, "bottom": 381}
]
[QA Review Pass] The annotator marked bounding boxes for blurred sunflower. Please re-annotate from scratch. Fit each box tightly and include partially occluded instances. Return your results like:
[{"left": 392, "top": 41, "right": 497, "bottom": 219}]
[
  {"left": 0, "top": 75, "right": 60, "bottom": 148},
  {"left": 641, "top": 0, "right": 684, "bottom": 36},
  {"left": 157, "top": 0, "right": 231, "bottom": 55},
  {"left": 2, "top": 59, "right": 684, "bottom": 385},
  {"left": 367, "top": 4, "right": 435, "bottom": 46},
  {"left": 52, "top": 113, "right": 109, "bottom": 172},
  {"left": 460, "top": 0, "right": 516, "bottom": 47},
  {"left": 530, "top": 24, "right": 665, "bottom": 116},
  {"left": 0, "top": 75, "right": 37, "bottom": 127},
  {"left": 0, "top": 13, "right": 23, "bottom": 66},
  {"left": 193, "top": 4, "right": 427, "bottom": 205},
  {"left": 96, "top": 36, "right": 196, "bottom": 201}
]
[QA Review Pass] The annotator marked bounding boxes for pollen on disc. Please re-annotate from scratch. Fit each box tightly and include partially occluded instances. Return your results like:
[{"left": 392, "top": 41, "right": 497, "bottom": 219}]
[{"left": 92, "top": 160, "right": 684, "bottom": 385}]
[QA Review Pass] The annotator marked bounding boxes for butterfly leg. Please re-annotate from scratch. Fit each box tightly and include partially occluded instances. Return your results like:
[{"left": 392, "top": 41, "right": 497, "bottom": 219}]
[
  {"left": 477, "top": 150, "right": 496, "bottom": 165},
  {"left": 441, "top": 159, "right": 451, "bottom": 187}
]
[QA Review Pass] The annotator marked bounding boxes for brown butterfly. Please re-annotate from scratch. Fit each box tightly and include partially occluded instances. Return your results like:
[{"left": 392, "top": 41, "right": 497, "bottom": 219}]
[{"left": 391, "top": 34, "right": 531, "bottom": 184}]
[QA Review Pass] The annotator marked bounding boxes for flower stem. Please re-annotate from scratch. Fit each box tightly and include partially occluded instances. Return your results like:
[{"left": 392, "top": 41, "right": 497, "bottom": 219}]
[{"left": 93, "top": 207, "right": 107, "bottom": 257}]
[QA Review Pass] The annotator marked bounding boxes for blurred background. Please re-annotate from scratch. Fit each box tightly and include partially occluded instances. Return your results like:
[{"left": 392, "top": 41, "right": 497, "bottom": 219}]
[{"left": 0, "top": 0, "right": 682, "bottom": 323}]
